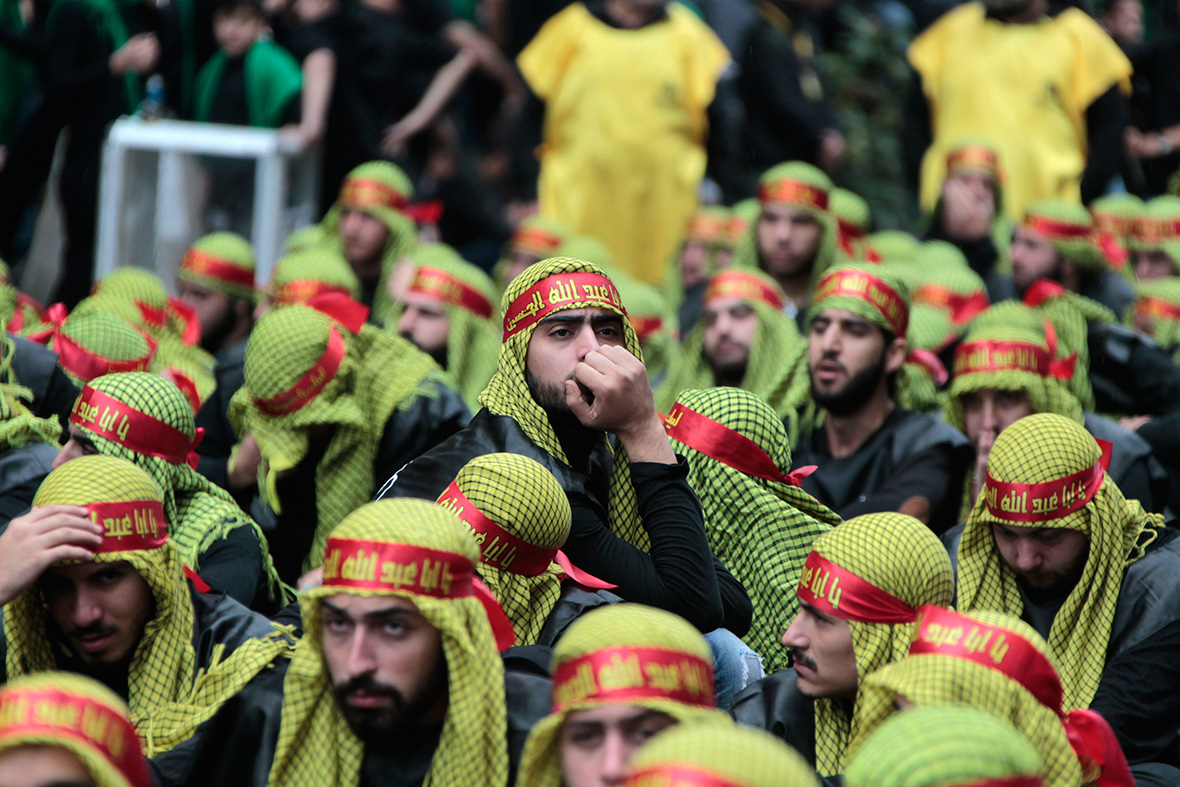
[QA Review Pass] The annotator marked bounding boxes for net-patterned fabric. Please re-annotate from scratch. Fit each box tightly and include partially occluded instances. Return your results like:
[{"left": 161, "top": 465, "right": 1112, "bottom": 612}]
[
  {"left": 266, "top": 245, "right": 361, "bottom": 303},
  {"left": 230, "top": 305, "right": 438, "bottom": 573},
  {"left": 1128, "top": 277, "right": 1180, "bottom": 362},
  {"left": 517, "top": 603, "right": 728, "bottom": 787},
  {"left": 386, "top": 243, "right": 500, "bottom": 411},
  {"left": 1130, "top": 195, "right": 1180, "bottom": 274},
  {"left": 807, "top": 513, "right": 955, "bottom": 776},
  {"left": 478, "top": 257, "right": 653, "bottom": 551},
  {"left": 0, "top": 336, "right": 65, "bottom": 449},
  {"left": 849, "top": 610, "right": 1079, "bottom": 787},
  {"left": 267, "top": 499, "right": 509, "bottom": 787},
  {"left": 80, "top": 372, "right": 285, "bottom": 603},
  {"left": 448, "top": 452, "right": 569, "bottom": 645},
  {"left": 613, "top": 274, "right": 679, "bottom": 389},
  {"left": 1022, "top": 200, "right": 1106, "bottom": 273},
  {"left": 957, "top": 413, "right": 1164, "bottom": 709},
  {"left": 7, "top": 455, "right": 291, "bottom": 755},
  {"left": 624, "top": 722, "right": 821, "bottom": 787},
  {"left": 657, "top": 268, "right": 808, "bottom": 430},
  {"left": 844, "top": 706, "right": 1045, "bottom": 787},
  {"left": 0, "top": 672, "right": 146, "bottom": 787},
  {"left": 49, "top": 312, "right": 155, "bottom": 385},
  {"left": 667, "top": 387, "right": 840, "bottom": 672},
  {"left": 179, "top": 232, "right": 257, "bottom": 302}
]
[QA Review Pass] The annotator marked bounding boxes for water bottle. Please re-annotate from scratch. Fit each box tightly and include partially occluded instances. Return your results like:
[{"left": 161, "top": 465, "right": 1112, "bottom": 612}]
[{"left": 138, "top": 74, "right": 165, "bottom": 121}]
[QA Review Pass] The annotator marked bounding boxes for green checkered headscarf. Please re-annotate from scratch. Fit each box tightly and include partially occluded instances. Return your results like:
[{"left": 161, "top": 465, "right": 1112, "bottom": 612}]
[
  {"left": 657, "top": 269, "right": 808, "bottom": 428},
  {"left": 866, "top": 231, "right": 920, "bottom": 266},
  {"left": 47, "top": 312, "right": 156, "bottom": 386},
  {"left": 323, "top": 161, "right": 418, "bottom": 325},
  {"left": 518, "top": 603, "right": 728, "bottom": 787},
  {"left": 801, "top": 514, "right": 955, "bottom": 776},
  {"left": 0, "top": 673, "right": 149, "bottom": 787},
  {"left": 7, "top": 456, "right": 292, "bottom": 756},
  {"left": 613, "top": 275, "right": 679, "bottom": 388},
  {"left": 266, "top": 246, "right": 361, "bottom": 306},
  {"left": 664, "top": 205, "right": 735, "bottom": 308},
  {"left": 438, "top": 452, "right": 570, "bottom": 646},
  {"left": 390, "top": 243, "right": 499, "bottom": 411},
  {"left": 849, "top": 609, "right": 1080, "bottom": 787},
  {"left": 230, "top": 305, "right": 439, "bottom": 572},
  {"left": 731, "top": 162, "right": 838, "bottom": 284},
  {"left": 1091, "top": 194, "right": 1143, "bottom": 275},
  {"left": 1130, "top": 195, "right": 1180, "bottom": 275},
  {"left": 269, "top": 500, "right": 509, "bottom": 787},
  {"left": 831, "top": 188, "right": 877, "bottom": 263},
  {"left": 845, "top": 706, "right": 1045, "bottom": 787},
  {"left": 479, "top": 257, "right": 653, "bottom": 550},
  {"left": 0, "top": 336, "right": 65, "bottom": 449},
  {"left": 1020, "top": 201, "right": 1106, "bottom": 273},
  {"left": 1128, "top": 276, "right": 1180, "bottom": 361},
  {"left": 178, "top": 232, "right": 258, "bottom": 303},
  {"left": 957, "top": 413, "right": 1165, "bottom": 709},
  {"left": 493, "top": 216, "right": 571, "bottom": 293},
  {"left": 72, "top": 372, "right": 284, "bottom": 604},
  {"left": 665, "top": 387, "right": 839, "bottom": 673},
  {"left": 624, "top": 723, "right": 821, "bottom": 787}
]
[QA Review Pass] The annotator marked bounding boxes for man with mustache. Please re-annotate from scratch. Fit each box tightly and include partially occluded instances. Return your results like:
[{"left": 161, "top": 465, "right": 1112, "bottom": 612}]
[{"left": 792, "top": 263, "right": 970, "bottom": 533}]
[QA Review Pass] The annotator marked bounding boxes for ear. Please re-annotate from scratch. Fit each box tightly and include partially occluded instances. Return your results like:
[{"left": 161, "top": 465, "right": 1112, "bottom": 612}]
[{"left": 883, "top": 335, "right": 908, "bottom": 375}]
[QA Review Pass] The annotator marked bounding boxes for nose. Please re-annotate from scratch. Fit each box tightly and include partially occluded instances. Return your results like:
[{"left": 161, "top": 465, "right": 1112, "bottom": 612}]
[
  {"left": 781, "top": 613, "right": 808, "bottom": 650},
  {"left": 817, "top": 325, "right": 841, "bottom": 355},
  {"left": 72, "top": 587, "right": 104, "bottom": 630},
  {"left": 344, "top": 628, "right": 378, "bottom": 679},
  {"left": 574, "top": 323, "right": 604, "bottom": 361},
  {"left": 397, "top": 309, "right": 416, "bottom": 337},
  {"left": 599, "top": 730, "right": 632, "bottom": 786},
  {"left": 51, "top": 441, "right": 82, "bottom": 470},
  {"left": 1014, "top": 541, "right": 1042, "bottom": 573},
  {"left": 979, "top": 398, "right": 999, "bottom": 432}
]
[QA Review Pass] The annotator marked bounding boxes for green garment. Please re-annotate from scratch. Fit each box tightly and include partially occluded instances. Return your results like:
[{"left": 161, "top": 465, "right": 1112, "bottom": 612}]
[{"left": 193, "top": 39, "right": 302, "bottom": 128}]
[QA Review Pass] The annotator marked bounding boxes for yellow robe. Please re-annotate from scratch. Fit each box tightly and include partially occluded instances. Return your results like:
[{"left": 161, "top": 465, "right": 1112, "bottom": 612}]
[
  {"left": 909, "top": 2, "right": 1131, "bottom": 219},
  {"left": 518, "top": 2, "right": 730, "bottom": 285}
]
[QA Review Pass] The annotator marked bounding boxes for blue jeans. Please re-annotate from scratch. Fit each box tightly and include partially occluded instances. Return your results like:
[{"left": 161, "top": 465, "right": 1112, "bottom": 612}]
[{"left": 705, "top": 629, "right": 764, "bottom": 711}]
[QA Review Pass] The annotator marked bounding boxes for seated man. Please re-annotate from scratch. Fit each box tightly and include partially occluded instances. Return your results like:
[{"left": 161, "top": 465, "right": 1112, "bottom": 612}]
[
  {"left": 175, "top": 232, "right": 257, "bottom": 357},
  {"left": 378, "top": 257, "right": 753, "bottom": 635},
  {"left": 946, "top": 317, "right": 1166, "bottom": 515},
  {"left": 950, "top": 413, "right": 1180, "bottom": 770},
  {"left": 792, "top": 264, "right": 970, "bottom": 533},
  {"left": 149, "top": 498, "right": 549, "bottom": 787},
  {"left": 0, "top": 672, "right": 150, "bottom": 787},
  {"left": 1130, "top": 195, "right": 1180, "bottom": 282},
  {"left": 54, "top": 373, "right": 285, "bottom": 611},
  {"left": 394, "top": 244, "right": 500, "bottom": 411},
  {"left": 229, "top": 304, "right": 469, "bottom": 583},
  {"left": 517, "top": 603, "right": 728, "bottom": 787},
  {"left": 731, "top": 162, "right": 837, "bottom": 326},
  {"left": 657, "top": 269, "right": 808, "bottom": 426},
  {"left": 0, "top": 455, "right": 292, "bottom": 755},
  {"left": 731, "top": 512, "right": 954, "bottom": 778},
  {"left": 625, "top": 723, "right": 822, "bottom": 787}
]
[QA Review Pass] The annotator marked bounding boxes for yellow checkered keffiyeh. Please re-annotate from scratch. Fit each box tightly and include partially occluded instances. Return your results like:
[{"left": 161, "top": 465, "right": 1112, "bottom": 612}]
[
  {"left": 47, "top": 312, "right": 155, "bottom": 386},
  {"left": 1130, "top": 195, "right": 1180, "bottom": 275},
  {"left": 321, "top": 161, "right": 418, "bottom": 326},
  {"left": 479, "top": 257, "right": 653, "bottom": 550},
  {"left": 624, "top": 722, "right": 822, "bottom": 787},
  {"left": 266, "top": 246, "right": 362, "bottom": 306},
  {"left": 845, "top": 706, "right": 1045, "bottom": 787},
  {"left": 957, "top": 413, "right": 1164, "bottom": 709},
  {"left": 267, "top": 499, "right": 509, "bottom": 787},
  {"left": 613, "top": 274, "right": 679, "bottom": 389},
  {"left": 0, "top": 672, "right": 149, "bottom": 787},
  {"left": 518, "top": 603, "right": 729, "bottom": 787},
  {"left": 389, "top": 243, "right": 500, "bottom": 411},
  {"left": 849, "top": 608, "right": 1080, "bottom": 787},
  {"left": 6, "top": 455, "right": 292, "bottom": 756},
  {"left": 0, "top": 335, "right": 63, "bottom": 449},
  {"left": 1128, "top": 277, "right": 1180, "bottom": 363},
  {"left": 230, "top": 304, "right": 439, "bottom": 573},
  {"left": 802, "top": 513, "right": 955, "bottom": 776},
  {"left": 666, "top": 387, "right": 839, "bottom": 673},
  {"left": 493, "top": 216, "right": 572, "bottom": 294},
  {"left": 438, "top": 452, "right": 570, "bottom": 646},
  {"left": 75, "top": 372, "right": 285, "bottom": 604},
  {"left": 657, "top": 268, "right": 808, "bottom": 429},
  {"left": 179, "top": 232, "right": 258, "bottom": 303}
]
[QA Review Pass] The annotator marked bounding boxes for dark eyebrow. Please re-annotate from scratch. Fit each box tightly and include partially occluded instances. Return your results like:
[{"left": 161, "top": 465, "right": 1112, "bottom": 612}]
[
  {"left": 71, "top": 429, "right": 98, "bottom": 451},
  {"left": 321, "top": 601, "right": 420, "bottom": 623},
  {"left": 539, "top": 313, "right": 623, "bottom": 327},
  {"left": 799, "top": 601, "right": 837, "bottom": 623}
]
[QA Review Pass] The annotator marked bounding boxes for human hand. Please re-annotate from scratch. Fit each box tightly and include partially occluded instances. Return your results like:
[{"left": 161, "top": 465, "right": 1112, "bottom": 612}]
[
  {"left": 109, "top": 33, "right": 159, "bottom": 76},
  {"left": 942, "top": 177, "right": 993, "bottom": 241},
  {"left": 228, "top": 434, "right": 262, "bottom": 491},
  {"left": 969, "top": 429, "right": 996, "bottom": 506},
  {"left": 0, "top": 506, "right": 103, "bottom": 606}
]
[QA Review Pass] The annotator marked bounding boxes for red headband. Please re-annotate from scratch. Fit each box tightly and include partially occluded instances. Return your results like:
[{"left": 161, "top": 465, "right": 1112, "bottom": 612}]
[
  {"left": 551, "top": 646, "right": 715, "bottom": 713},
  {"left": 982, "top": 440, "right": 1112, "bottom": 523},
  {"left": 321, "top": 536, "right": 517, "bottom": 650},
  {"left": 273, "top": 279, "right": 353, "bottom": 305},
  {"left": 252, "top": 327, "right": 344, "bottom": 416},
  {"left": 1134, "top": 217, "right": 1180, "bottom": 244},
  {"left": 913, "top": 285, "right": 990, "bottom": 326},
  {"left": 339, "top": 177, "right": 409, "bottom": 213},
  {"left": 511, "top": 226, "right": 564, "bottom": 255},
  {"left": 837, "top": 217, "right": 867, "bottom": 241},
  {"left": 437, "top": 481, "right": 558, "bottom": 576},
  {"left": 815, "top": 269, "right": 909, "bottom": 337},
  {"left": 181, "top": 248, "right": 255, "bottom": 291},
  {"left": 704, "top": 271, "right": 785, "bottom": 311},
  {"left": 663, "top": 403, "right": 815, "bottom": 487},
  {"left": 1022, "top": 215, "right": 1092, "bottom": 242},
  {"left": 625, "top": 765, "right": 747, "bottom": 787},
  {"left": 53, "top": 328, "right": 154, "bottom": 383},
  {"left": 135, "top": 301, "right": 167, "bottom": 331},
  {"left": 1137, "top": 297, "right": 1180, "bottom": 321},
  {"left": 628, "top": 315, "right": 665, "bottom": 341},
  {"left": 83, "top": 500, "right": 168, "bottom": 553},
  {"left": 502, "top": 272, "right": 626, "bottom": 340},
  {"left": 0, "top": 688, "right": 149, "bottom": 787},
  {"left": 686, "top": 214, "right": 729, "bottom": 242},
  {"left": 408, "top": 266, "right": 494, "bottom": 319},
  {"left": 797, "top": 551, "right": 917, "bottom": 624},
  {"left": 946, "top": 146, "right": 1000, "bottom": 177},
  {"left": 70, "top": 386, "right": 202, "bottom": 465},
  {"left": 757, "top": 179, "right": 829, "bottom": 211},
  {"left": 1022, "top": 279, "right": 1066, "bottom": 309},
  {"left": 954, "top": 339, "right": 1074, "bottom": 381}
]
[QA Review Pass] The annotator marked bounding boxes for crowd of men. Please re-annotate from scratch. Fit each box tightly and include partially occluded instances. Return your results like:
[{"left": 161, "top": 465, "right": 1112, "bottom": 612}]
[{"left": 2, "top": 0, "right": 1180, "bottom": 783}]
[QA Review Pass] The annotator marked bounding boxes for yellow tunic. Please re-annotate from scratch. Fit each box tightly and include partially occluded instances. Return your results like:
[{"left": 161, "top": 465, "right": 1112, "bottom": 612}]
[
  {"left": 518, "top": 3, "right": 729, "bottom": 284},
  {"left": 909, "top": 3, "right": 1131, "bottom": 219}
]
